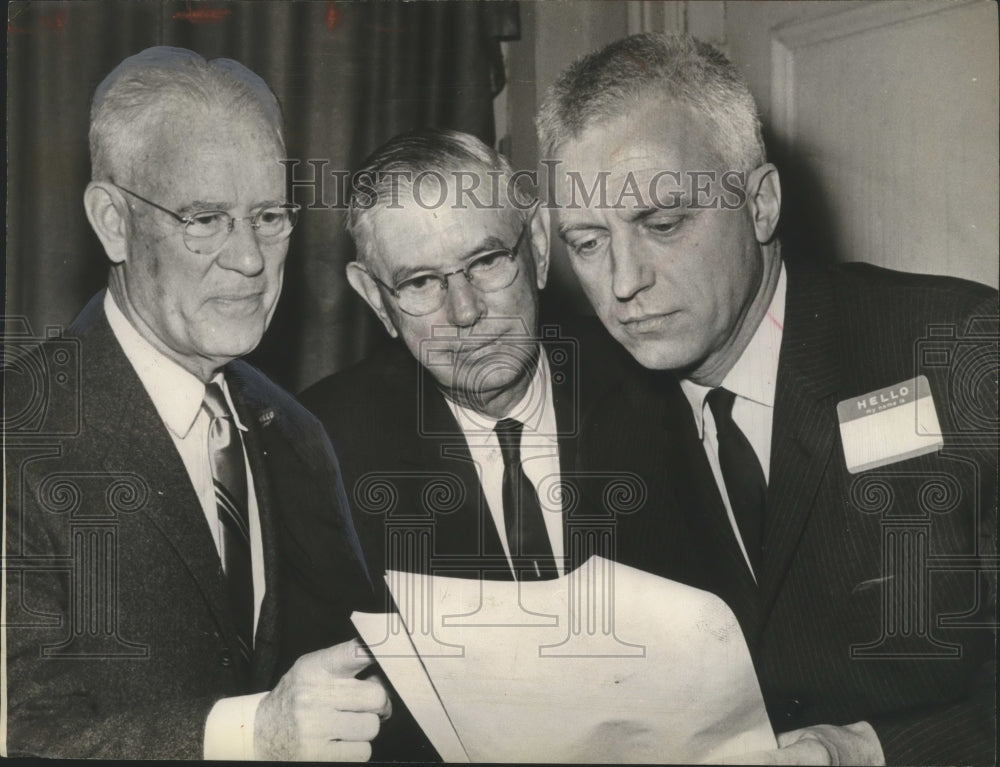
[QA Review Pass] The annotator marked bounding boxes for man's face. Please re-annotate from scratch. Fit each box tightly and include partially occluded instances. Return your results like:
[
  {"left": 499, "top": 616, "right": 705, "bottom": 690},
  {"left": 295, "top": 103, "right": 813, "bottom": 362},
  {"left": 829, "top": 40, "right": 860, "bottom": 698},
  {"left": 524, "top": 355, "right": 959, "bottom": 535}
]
[
  {"left": 117, "top": 107, "right": 288, "bottom": 377},
  {"left": 356, "top": 197, "right": 548, "bottom": 413},
  {"left": 553, "top": 97, "right": 779, "bottom": 381}
]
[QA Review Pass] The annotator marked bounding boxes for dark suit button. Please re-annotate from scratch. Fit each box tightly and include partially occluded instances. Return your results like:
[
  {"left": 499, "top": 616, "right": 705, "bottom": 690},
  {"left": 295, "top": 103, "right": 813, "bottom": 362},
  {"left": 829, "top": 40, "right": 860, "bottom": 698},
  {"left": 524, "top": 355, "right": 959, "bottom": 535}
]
[
  {"left": 220, "top": 650, "right": 233, "bottom": 667},
  {"left": 781, "top": 698, "right": 804, "bottom": 721}
]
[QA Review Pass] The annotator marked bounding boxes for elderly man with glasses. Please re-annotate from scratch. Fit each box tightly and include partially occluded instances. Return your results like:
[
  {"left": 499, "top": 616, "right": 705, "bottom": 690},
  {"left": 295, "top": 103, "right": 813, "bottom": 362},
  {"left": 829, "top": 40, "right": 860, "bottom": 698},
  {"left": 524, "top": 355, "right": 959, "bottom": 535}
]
[
  {"left": 300, "top": 129, "right": 632, "bottom": 604},
  {"left": 4, "top": 47, "right": 388, "bottom": 760}
]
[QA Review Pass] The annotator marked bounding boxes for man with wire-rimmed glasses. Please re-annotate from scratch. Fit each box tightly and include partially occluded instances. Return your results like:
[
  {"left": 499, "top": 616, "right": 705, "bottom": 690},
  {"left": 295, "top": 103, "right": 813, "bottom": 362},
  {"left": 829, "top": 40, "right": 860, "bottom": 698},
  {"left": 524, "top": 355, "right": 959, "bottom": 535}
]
[
  {"left": 300, "top": 129, "right": 632, "bottom": 596},
  {"left": 5, "top": 46, "right": 389, "bottom": 761}
]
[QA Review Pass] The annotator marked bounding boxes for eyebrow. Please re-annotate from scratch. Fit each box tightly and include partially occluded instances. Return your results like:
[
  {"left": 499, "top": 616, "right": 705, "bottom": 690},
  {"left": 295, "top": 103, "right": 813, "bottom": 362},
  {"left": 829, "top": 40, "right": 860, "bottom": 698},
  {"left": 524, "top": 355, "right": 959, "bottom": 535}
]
[
  {"left": 628, "top": 206, "right": 675, "bottom": 224},
  {"left": 557, "top": 197, "right": 692, "bottom": 241},
  {"left": 176, "top": 198, "right": 288, "bottom": 216},
  {"left": 389, "top": 234, "right": 512, "bottom": 283},
  {"left": 175, "top": 201, "right": 233, "bottom": 216},
  {"left": 557, "top": 222, "right": 603, "bottom": 242},
  {"left": 627, "top": 193, "right": 692, "bottom": 223}
]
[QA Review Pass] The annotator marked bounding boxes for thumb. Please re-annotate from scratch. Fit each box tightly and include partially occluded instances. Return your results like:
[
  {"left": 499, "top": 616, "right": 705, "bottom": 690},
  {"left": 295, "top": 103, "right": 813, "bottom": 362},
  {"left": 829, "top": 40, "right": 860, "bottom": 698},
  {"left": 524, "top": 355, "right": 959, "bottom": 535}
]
[{"left": 315, "top": 637, "right": 375, "bottom": 678}]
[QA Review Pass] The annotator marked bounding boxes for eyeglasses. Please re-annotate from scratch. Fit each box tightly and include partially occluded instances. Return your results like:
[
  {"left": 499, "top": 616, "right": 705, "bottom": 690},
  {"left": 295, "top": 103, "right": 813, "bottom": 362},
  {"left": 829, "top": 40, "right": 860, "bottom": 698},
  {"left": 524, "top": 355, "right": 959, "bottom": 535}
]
[
  {"left": 113, "top": 183, "right": 300, "bottom": 256},
  {"left": 363, "top": 219, "right": 531, "bottom": 316}
]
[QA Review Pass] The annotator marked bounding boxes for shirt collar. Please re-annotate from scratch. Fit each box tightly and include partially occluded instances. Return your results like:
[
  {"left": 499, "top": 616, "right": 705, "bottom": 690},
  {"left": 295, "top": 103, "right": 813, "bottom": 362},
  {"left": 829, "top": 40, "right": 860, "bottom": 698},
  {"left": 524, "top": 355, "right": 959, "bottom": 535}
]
[
  {"left": 679, "top": 263, "right": 786, "bottom": 439},
  {"left": 446, "top": 346, "right": 557, "bottom": 446},
  {"left": 104, "top": 292, "right": 247, "bottom": 438}
]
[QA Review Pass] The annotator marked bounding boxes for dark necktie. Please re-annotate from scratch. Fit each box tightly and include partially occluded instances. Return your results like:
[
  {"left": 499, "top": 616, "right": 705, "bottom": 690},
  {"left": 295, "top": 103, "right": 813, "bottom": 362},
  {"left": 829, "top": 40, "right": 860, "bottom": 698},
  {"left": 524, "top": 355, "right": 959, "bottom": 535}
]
[
  {"left": 494, "top": 418, "right": 559, "bottom": 580},
  {"left": 203, "top": 382, "right": 254, "bottom": 665},
  {"left": 706, "top": 388, "right": 766, "bottom": 575}
]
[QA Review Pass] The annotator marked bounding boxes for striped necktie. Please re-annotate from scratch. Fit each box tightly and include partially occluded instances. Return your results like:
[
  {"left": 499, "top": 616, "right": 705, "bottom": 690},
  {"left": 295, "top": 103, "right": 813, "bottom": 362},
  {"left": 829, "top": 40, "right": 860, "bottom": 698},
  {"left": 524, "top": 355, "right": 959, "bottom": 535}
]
[{"left": 203, "top": 381, "right": 254, "bottom": 665}]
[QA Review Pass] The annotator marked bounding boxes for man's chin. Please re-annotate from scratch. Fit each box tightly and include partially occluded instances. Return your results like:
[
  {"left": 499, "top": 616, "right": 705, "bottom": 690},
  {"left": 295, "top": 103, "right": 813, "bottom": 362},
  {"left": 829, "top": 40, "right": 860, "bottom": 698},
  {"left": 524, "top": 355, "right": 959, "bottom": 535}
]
[
  {"left": 440, "top": 367, "right": 535, "bottom": 419},
  {"left": 196, "top": 331, "right": 266, "bottom": 366},
  {"left": 619, "top": 337, "right": 694, "bottom": 372},
  {"left": 452, "top": 342, "right": 535, "bottom": 381}
]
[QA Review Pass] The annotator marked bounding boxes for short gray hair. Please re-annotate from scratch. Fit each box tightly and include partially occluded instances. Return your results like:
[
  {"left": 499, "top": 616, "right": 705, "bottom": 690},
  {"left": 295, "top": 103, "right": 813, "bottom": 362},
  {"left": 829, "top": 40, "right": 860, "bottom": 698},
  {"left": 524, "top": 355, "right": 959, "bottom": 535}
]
[
  {"left": 90, "top": 46, "right": 284, "bottom": 183},
  {"left": 536, "top": 33, "right": 765, "bottom": 173},
  {"left": 346, "top": 128, "right": 534, "bottom": 264}
]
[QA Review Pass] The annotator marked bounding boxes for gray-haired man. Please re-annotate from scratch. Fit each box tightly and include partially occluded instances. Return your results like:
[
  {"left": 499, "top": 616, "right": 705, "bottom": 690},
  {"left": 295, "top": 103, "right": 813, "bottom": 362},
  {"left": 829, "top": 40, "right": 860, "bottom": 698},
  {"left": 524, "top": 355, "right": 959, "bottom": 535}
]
[
  {"left": 301, "top": 128, "right": 631, "bottom": 588},
  {"left": 5, "top": 47, "right": 387, "bottom": 760},
  {"left": 538, "top": 33, "right": 996, "bottom": 766}
]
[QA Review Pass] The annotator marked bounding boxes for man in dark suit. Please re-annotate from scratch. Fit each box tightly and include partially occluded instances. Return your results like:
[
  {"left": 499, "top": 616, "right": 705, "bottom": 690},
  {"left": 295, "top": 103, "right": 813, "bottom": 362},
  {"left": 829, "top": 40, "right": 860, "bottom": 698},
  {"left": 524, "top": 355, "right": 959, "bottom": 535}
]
[
  {"left": 4, "top": 47, "right": 388, "bottom": 760},
  {"left": 301, "top": 129, "right": 631, "bottom": 588},
  {"left": 536, "top": 33, "right": 997, "bottom": 766}
]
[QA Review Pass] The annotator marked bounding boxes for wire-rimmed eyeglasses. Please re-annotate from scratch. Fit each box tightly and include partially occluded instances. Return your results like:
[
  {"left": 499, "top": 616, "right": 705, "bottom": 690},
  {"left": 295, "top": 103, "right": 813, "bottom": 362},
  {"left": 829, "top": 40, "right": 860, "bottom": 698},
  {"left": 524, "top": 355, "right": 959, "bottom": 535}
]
[
  {"left": 113, "top": 183, "right": 300, "bottom": 256},
  {"left": 362, "top": 217, "right": 532, "bottom": 316}
]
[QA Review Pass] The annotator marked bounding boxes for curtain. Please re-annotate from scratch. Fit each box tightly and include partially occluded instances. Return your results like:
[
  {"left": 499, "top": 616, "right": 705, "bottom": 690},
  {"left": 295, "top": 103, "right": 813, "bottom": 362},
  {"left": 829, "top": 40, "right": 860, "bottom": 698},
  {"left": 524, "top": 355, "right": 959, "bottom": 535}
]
[{"left": 6, "top": 0, "right": 519, "bottom": 392}]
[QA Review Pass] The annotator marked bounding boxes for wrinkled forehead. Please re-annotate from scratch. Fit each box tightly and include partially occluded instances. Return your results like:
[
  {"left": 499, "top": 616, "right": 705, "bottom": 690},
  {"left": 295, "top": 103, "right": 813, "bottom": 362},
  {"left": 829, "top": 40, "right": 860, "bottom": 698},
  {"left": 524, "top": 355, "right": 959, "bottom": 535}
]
[
  {"left": 364, "top": 196, "right": 522, "bottom": 267},
  {"left": 553, "top": 98, "right": 726, "bottom": 186},
  {"left": 133, "top": 106, "right": 286, "bottom": 197},
  {"left": 374, "top": 167, "right": 518, "bottom": 210}
]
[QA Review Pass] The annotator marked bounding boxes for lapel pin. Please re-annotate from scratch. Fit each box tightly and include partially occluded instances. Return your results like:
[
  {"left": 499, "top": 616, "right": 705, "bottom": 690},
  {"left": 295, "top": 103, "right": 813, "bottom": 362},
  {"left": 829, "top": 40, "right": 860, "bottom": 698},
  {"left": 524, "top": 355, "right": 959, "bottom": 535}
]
[{"left": 258, "top": 408, "right": 276, "bottom": 427}]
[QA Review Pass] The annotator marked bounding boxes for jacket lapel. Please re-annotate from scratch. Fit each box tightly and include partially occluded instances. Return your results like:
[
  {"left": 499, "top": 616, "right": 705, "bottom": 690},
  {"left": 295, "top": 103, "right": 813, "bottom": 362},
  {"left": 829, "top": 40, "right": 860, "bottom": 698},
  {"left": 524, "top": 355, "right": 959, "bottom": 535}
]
[
  {"left": 226, "top": 380, "right": 281, "bottom": 689},
  {"left": 81, "top": 308, "right": 234, "bottom": 645},
  {"left": 416, "top": 370, "right": 510, "bottom": 576},
  {"left": 759, "top": 265, "right": 841, "bottom": 624},
  {"left": 551, "top": 356, "right": 578, "bottom": 562}
]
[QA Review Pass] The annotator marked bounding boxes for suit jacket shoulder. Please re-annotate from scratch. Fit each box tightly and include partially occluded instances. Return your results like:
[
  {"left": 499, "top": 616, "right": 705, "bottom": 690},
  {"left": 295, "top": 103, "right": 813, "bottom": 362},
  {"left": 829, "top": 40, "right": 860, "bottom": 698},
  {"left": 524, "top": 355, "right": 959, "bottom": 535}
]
[
  {"left": 793, "top": 262, "right": 996, "bottom": 359},
  {"left": 301, "top": 341, "right": 505, "bottom": 582},
  {"left": 299, "top": 320, "right": 640, "bottom": 578},
  {"left": 300, "top": 340, "right": 424, "bottom": 448},
  {"left": 784, "top": 261, "right": 998, "bottom": 437}
]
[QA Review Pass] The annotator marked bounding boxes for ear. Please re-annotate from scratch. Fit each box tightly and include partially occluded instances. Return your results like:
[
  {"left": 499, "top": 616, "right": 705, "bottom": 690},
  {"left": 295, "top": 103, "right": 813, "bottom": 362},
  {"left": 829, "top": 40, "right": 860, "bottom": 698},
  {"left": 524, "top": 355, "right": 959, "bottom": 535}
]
[
  {"left": 744, "top": 163, "right": 781, "bottom": 244},
  {"left": 84, "top": 182, "right": 130, "bottom": 264},
  {"left": 526, "top": 203, "right": 551, "bottom": 290},
  {"left": 346, "top": 261, "right": 399, "bottom": 338}
]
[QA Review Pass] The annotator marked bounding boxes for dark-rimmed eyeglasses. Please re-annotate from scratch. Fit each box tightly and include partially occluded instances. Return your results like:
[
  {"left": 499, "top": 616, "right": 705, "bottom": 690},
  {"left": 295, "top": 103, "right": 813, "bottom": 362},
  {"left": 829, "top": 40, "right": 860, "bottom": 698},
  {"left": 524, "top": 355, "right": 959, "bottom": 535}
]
[
  {"left": 362, "top": 218, "right": 532, "bottom": 316},
  {"left": 114, "top": 183, "right": 300, "bottom": 256}
]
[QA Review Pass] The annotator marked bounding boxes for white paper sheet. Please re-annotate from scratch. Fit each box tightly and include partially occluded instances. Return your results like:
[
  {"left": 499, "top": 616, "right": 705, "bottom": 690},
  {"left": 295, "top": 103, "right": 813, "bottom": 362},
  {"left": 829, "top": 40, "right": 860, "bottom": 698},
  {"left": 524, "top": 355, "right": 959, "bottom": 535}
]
[
  {"left": 352, "top": 610, "right": 470, "bottom": 762},
  {"left": 353, "top": 556, "right": 776, "bottom": 763}
]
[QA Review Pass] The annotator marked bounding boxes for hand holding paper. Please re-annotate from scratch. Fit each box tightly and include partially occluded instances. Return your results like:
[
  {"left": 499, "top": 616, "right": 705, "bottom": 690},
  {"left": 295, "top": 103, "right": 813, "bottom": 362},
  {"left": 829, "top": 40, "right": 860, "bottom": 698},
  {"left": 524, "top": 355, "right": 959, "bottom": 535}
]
[
  {"left": 716, "top": 721, "right": 885, "bottom": 765},
  {"left": 353, "top": 557, "right": 777, "bottom": 763},
  {"left": 254, "top": 638, "right": 390, "bottom": 761}
]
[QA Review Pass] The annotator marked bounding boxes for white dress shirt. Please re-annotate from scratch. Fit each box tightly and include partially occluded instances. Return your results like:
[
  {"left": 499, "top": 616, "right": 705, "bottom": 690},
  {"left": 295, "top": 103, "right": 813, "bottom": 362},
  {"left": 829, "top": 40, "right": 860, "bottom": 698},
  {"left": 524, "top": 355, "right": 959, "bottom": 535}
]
[
  {"left": 445, "top": 347, "right": 565, "bottom": 574},
  {"left": 104, "top": 292, "right": 265, "bottom": 759},
  {"left": 679, "top": 265, "right": 786, "bottom": 579}
]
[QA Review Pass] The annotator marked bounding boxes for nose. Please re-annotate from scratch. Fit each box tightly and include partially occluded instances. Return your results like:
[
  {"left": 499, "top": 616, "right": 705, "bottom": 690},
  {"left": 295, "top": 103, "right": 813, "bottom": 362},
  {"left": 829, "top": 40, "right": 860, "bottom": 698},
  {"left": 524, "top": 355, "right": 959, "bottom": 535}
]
[
  {"left": 610, "top": 233, "right": 654, "bottom": 301},
  {"left": 215, "top": 218, "right": 267, "bottom": 277},
  {"left": 443, "top": 272, "right": 485, "bottom": 327}
]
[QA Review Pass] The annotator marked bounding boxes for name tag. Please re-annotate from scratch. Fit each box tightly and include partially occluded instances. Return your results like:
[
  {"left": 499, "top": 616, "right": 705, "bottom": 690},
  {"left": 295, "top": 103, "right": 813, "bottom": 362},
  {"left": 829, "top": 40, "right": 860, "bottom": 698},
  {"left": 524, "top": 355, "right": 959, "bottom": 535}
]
[{"left": 837, "top": 375, "right": 943, "bottom": 474}]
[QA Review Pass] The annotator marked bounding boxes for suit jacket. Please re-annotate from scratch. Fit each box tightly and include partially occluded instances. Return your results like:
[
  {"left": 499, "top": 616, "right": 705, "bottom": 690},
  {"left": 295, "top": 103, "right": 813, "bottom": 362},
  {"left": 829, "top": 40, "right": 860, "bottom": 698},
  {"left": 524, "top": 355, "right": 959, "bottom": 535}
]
[
  {"left": 577, "top": 262, "right": 998, "bottom": 766},
  {"left": 3, "top": 293, "right": 373, "bottom": 759},
  {"left": 298, "top": 318, "right": 636, "bottom": 586}
]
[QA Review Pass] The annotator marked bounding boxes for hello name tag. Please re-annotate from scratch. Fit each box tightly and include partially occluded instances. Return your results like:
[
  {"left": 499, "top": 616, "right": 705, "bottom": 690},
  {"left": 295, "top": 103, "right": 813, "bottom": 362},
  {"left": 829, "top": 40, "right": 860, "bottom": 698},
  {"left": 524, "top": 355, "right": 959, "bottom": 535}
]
[{"left": 837, "top": 375, "right": 944, "bottom": 474}]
